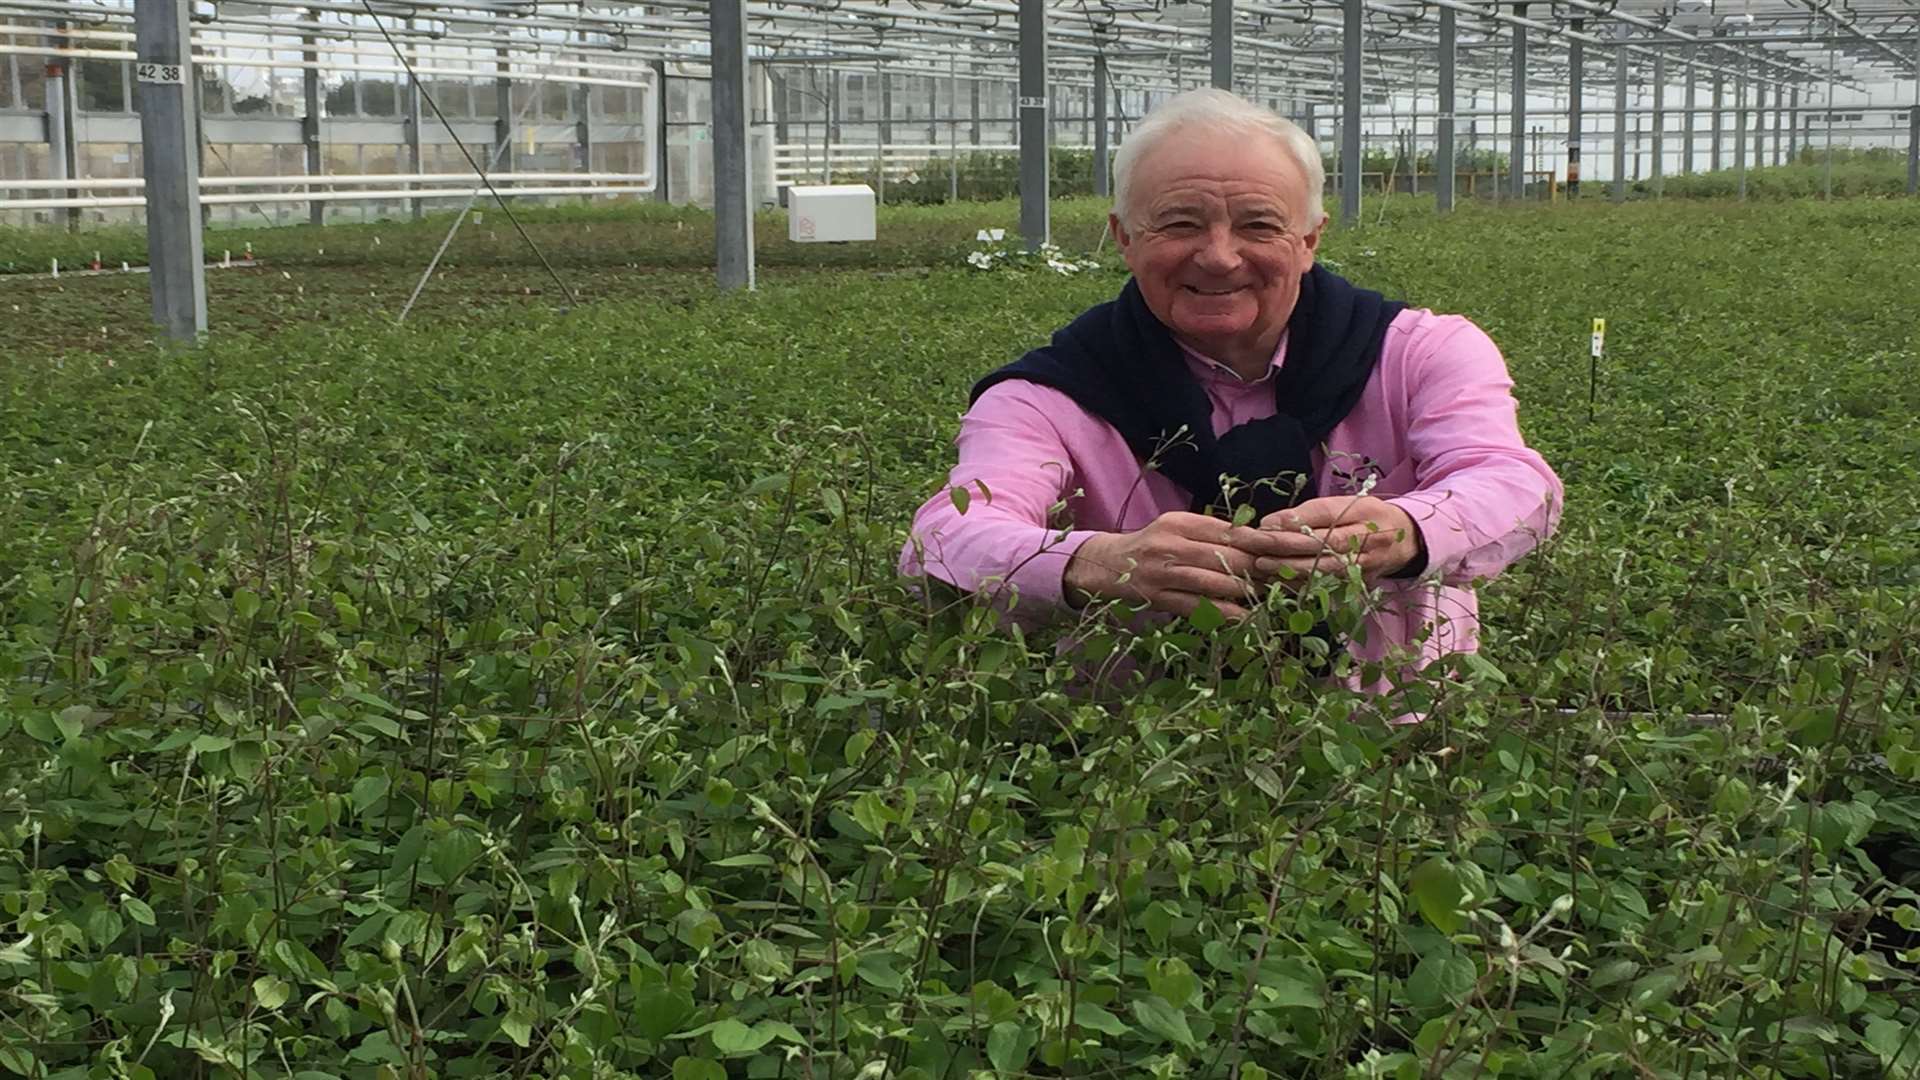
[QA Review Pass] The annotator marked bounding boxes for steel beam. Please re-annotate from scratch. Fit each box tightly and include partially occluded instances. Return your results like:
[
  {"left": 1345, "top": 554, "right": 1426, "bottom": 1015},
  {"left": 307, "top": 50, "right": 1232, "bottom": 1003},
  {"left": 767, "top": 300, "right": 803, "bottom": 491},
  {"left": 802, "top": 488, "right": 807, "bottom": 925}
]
[
  {"left": 1788, "top": 85, "right": 1799, "bottom": 161},
  {"left": 1341, "top": 0, "right": 1363, "bottom": 224},
  {"left": 1612, "top": 21, "right": 1627, "bottom": 202},
  {"left": 1734, "top": 64, "right": 1747, "bottom": 198},
  {"left": 1093, "top": 53, "right": 1110, "bottom": 198},
  {"left": 405, "top": 22, "right": 424, "bottom": 221},
  {"left": 1910, "top": 31, "right": 1919, "bottom": 196},
  {"left": 1567, "top": 19, "right": 1582, "bottom": 196},
  {"left": 653, "top": 59, "right": 670, "bottom": 202},
  {"left": 1436, "top": 5, "right": 1456, "bottom": 213},
  {"left": 303, "top": 12, "right": 323, "bottom": 225},
  {"left": 1212, "top": 0, "right": 1233, "bottom": 90},
  {"left": 1510, "top": 8, "right": 1527, "bottom": 199},
  {"left": 134, "top": 0, "right": 206, "bottom": 342},
  {"left": 1682, "top": 49, "right": 1697, "bottom": 174},
  {"left": 1652, "top": 49, "right": 1665, "bottom": 196},
  {"left": 495, "top": 45, "right": 514, "bottom": 174},
  {"left": 1018, "top": 0, "right": 1048, "bottom": 249},
  {"left": 1710, "top": 67, "right": 1723, "bottom": 170},
  {"left": 45, "top": 57, "right": 71, "bottom": 228},
  {"left": 710, "top": 0, "right": 754, "bottom": 290}
]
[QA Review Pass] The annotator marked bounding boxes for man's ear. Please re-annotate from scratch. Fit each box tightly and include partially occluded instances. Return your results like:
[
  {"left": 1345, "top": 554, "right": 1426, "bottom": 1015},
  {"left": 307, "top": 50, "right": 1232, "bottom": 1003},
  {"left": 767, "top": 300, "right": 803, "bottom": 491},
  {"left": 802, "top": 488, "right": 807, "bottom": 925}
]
[{"left": 1108, "top": 213, "right": 1131, "bottom": 253}]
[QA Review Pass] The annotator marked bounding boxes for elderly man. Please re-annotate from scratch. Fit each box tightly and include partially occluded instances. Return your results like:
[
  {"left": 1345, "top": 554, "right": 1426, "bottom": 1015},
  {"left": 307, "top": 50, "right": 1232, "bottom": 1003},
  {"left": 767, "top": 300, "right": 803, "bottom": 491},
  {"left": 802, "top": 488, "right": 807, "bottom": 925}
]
[{"left": 901, "top": 89, "right": 1561, "bottom": 681}]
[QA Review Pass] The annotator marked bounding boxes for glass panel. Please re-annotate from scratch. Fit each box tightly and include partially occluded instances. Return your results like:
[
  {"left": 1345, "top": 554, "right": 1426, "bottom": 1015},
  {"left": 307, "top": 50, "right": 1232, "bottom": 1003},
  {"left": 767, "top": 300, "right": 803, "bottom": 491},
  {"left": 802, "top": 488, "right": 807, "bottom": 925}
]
[
  {"left": 541, "top": 78, "right": 570, "bottom": 120},
  {"left": 17, "top": 54, "right": 44, "bottom": 110}
]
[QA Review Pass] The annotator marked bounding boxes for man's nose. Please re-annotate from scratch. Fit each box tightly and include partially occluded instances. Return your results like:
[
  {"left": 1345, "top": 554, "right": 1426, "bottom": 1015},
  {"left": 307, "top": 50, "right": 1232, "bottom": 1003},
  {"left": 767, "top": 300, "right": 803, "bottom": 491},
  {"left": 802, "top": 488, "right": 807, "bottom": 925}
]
[{"left": 1192, "top": 223, "right": 1240, "bottom": 272}]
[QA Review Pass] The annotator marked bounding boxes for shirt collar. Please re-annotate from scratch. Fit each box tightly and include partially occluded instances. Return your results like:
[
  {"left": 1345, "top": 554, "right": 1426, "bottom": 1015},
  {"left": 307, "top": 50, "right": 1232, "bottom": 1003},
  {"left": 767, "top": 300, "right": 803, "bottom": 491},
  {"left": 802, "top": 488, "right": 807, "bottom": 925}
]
[{"left": 1179, "top": 330, "right": 1289, "bottom": 386}]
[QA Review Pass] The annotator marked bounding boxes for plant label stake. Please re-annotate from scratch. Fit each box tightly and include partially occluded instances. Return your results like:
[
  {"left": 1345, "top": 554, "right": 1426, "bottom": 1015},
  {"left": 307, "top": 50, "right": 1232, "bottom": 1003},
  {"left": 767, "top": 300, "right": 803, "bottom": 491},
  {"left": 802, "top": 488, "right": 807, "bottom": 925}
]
[{"left": 1588, "top": 317, "right": 1606, "bottom": 421}]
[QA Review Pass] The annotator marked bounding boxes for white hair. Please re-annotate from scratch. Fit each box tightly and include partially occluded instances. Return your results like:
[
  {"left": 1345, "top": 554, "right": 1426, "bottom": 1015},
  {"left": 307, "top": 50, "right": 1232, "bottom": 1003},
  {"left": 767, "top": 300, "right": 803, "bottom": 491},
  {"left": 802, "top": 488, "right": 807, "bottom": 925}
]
[{"left": 1111, "top": 88, "right": 1327, "bottom": 230}]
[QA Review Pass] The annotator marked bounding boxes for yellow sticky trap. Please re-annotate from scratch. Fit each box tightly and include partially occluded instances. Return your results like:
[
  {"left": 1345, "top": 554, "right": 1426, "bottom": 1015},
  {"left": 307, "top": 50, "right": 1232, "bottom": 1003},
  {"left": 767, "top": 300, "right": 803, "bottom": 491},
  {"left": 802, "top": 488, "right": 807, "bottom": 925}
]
[{"left": 1590, "top": 318, "right": 1606, "bottom": 359}]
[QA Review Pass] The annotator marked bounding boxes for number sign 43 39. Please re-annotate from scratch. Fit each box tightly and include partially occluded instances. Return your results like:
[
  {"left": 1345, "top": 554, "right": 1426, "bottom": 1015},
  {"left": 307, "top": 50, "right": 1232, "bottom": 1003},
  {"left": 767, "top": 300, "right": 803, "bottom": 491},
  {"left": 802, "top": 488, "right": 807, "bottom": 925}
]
[{"left": 136, "top": 62, "right": 185, "bottom": 85}]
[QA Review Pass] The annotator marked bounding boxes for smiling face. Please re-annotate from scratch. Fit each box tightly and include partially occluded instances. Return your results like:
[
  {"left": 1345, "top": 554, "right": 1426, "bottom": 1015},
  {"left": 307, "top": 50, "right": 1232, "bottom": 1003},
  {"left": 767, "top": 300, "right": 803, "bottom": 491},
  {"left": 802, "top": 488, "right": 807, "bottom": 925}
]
[{"left": 1110, "top": 126, "right": 1322, "bottom": 376}]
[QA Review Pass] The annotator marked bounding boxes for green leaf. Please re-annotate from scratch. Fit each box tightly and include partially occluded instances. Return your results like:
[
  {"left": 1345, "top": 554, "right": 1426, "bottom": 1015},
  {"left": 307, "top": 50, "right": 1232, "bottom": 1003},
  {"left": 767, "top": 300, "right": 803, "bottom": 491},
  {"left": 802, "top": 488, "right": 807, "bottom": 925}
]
[
  {"left": 253, "top": 975, "right": 290, "bottom": 1011},
  {"left": 1131, "top": 995, "right": 1196, "bottom": 1048},
  {"left": 948, "top": 485, "right": 971, "bottom": 514},
  {"left": 709, "top": 853, "right": 774, "bottom": 869},
  {"left": 1407, "top": 950, "right": 1475, "bottom": 1009},
  {"left": 855, "top": 950, "right": 904, "bottom": 991},
  {"left": 709, "top": 1017, "right": 776, "bottom": 1056},
  {"left": 987, "top": 1021, "right": 1034, "bottom": 1074},
  {"left": 500, "top": 1011, "right": 533, "bottom": 1048},
  {"left": 191, "top": 734, "right": 234, "bottom": 754},
  {"left": 844, "top": 728, "right": 874, "bottom": 766},
  {"left": 671, "top": 1057, "right": 726, "bottom": 1080},
  {"left": 232, "top": 588, "right": 261, "bottom": 621},
  {"left": 1072, "top": 1002, "right": 1130, "bottom": 1036},
  {"left": 350, "top": 773, "right": 390, "bottom": 813},
  {"left": 122, "top": 897, "right": 156, "bottom": 926},
  {"left": 0, "top": 1046, "right": 37, "bottom": 1077},
  {"left": 1410, "top": 857, "right": 1466, "bottom": 934},
  {"left": 54, "top": 705, "right": 88, "bottom": 740},
  {"left": 634, "top": 986, "right": 695, "bottom": 1042},
  {"left": 1187, "top": 599, "right": 1225, "bottom": 632}
]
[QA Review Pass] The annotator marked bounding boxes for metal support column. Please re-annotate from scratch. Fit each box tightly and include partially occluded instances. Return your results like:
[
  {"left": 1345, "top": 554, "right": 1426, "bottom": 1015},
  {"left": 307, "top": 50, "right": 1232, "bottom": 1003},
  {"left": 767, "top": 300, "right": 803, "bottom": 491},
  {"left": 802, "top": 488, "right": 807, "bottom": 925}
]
[
  {"left": 1567, "top": 20, "right": 1583, "bottom": 196},
  {"left": 1018, "top": 0, "right": 1048, "bottom": 249},
  {"left": 1788, "top": 85, "right": 1798, "bottom": 161},
  {"left": 1612, "top": 22, "right": 1627, "bottom": 202},
  {"left": 405, "top": 23, "right": 424, "bottom": 221},
  {"left": 928, "top": 76, "right": 939, "bottom": 144},
  {"left": 878, "top": 63, "right": 891, "bottom": 204},
  {"left": 1734, "top": 66, "right": 1747, "bottom": 198},
  {"left": 44, "top": 57, "right": 71, "bottom": 230},
  {"left": 1823, "top": 41, "right": 1835, "bottom": 199},
  {"left": 969, "top": 64, "right": 981, "bottom": 145},
  {"left": 709, "top": 0, "right": 754, "bottom": 290},
  {"left": 1652, "top": 50, "right": 1666, "bottom": 196},
  {"left": 1510, "top": 9, "right": 1528, "bottom": 199},
  {"left": 495, "top": 46, "right": 514, "bottom": 174},
  {"left": 1772, "top": 83, "right": 1784, "bottom": 165},
  {"left": 653, "top": 60, "right": 670, "bottom": 202},
  {"left": 1682, "top": 49, "right": 1697, "bottom": 174},
  {"left": 1710, "top": 69, "right": 1723, "bottom": 170},
  {"left": 1436, "top": 5, "right": 1456, "bottom": 213},
  {"left": 1212, "top": 0, "right": 1234, "bottom": 90},
  {"left": 1341, "top": 0, "right": 1363, "bottom": 225},
  {"left": 1909, "top": 33, "right": 1919, "bottom": 195},
  {"left": 1093, "top": 54, "right": 1110, "bottom": 199},
  {"left": 134, "top": 0, "right": 206, "bottom": 342},
  {"left": 303, "top": 14, "right": 323, "bottom": 225}
]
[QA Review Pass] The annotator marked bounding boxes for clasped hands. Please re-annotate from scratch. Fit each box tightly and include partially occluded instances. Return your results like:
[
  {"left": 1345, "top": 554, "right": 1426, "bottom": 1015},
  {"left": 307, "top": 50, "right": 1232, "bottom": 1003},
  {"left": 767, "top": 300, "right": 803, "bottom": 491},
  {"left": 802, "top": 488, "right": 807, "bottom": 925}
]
[{"left": 1062, "top": 496, "right": 1423, "bottom": 620}]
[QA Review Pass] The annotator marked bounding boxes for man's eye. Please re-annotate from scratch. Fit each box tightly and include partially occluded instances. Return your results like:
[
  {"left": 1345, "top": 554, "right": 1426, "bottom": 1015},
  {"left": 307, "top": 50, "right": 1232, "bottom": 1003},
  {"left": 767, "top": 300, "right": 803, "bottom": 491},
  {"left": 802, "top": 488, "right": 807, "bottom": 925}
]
[
  {"left": 1159, "top": 220, "right": 1199, "bottom": 232},
  {"left": 1242, "top": 221, "right": 1286, "bottom": 235}
]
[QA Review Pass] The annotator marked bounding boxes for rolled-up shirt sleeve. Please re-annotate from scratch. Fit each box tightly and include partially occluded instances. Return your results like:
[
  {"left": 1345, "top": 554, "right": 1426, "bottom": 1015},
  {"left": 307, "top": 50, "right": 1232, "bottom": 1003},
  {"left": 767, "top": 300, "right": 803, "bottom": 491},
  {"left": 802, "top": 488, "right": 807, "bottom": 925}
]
[
  {"left": 1383, "top": 316, "right": 1563, "bottom": 587},
  {"left": 900, "top": 382, "right": 1101, "bottom": 614}
]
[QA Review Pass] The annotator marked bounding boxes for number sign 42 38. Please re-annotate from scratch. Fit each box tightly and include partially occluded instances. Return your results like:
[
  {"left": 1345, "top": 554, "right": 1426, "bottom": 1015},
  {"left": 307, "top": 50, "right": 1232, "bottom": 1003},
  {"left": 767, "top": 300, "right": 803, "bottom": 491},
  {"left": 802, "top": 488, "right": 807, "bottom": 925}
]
[{"left": 136, "top": 62, "right": 185, "bottom": 85}]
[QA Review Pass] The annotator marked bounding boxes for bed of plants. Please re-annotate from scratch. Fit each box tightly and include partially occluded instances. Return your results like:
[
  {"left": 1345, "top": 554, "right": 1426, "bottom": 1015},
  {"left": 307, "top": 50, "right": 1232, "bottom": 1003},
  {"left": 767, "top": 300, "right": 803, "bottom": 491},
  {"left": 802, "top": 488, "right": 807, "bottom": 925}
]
[{"left": 1, "top": 197, "right": 1918, "bottom": 1079}]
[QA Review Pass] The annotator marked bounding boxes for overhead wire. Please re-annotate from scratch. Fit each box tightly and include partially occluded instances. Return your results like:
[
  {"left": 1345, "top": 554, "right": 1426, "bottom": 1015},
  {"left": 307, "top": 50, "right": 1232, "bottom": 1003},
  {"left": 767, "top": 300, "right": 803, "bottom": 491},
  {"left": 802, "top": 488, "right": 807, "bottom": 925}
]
[
  {"left": 351, "top": 0, "right": 576, "bottom": 317},
  {"left": 358, "top": 0, "right": 579, "bottom": 313}
]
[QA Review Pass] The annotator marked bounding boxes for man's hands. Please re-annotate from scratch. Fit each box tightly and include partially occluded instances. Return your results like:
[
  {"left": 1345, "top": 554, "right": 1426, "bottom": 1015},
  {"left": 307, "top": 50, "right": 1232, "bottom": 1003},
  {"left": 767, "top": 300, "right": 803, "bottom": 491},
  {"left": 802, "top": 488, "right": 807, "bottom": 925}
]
[
  {"left": 1063, "top": 498, "right": 1425, "bottom": 621},
  {"left": 1252, "top": 496, "right": 1423, "bottom": 583},
  {"left": 1063, "top": 511, "right": 1277, "bottom": 621}
]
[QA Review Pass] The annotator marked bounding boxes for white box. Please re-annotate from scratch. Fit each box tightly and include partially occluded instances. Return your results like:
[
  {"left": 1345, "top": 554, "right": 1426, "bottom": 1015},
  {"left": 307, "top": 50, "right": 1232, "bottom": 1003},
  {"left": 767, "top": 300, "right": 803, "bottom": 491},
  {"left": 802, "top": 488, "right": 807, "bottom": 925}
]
[{"left": 787, "top": 184, "right": 876, "bottom": 243}]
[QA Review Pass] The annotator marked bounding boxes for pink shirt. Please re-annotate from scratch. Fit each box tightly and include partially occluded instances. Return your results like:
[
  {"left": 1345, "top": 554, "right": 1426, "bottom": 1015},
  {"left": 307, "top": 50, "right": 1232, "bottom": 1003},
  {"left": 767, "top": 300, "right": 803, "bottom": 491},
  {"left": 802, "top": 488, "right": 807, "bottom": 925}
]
[{"left": 900, "top": 304, "right": 1563, "bottom": 679}]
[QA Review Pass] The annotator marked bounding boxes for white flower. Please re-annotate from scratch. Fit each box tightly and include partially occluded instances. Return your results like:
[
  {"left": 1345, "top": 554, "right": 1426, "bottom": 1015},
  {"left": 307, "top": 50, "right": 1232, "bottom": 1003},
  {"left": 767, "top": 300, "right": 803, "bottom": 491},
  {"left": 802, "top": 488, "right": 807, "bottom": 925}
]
[{"left": 967, "top": 251, "right": 993, "bottom": 269}]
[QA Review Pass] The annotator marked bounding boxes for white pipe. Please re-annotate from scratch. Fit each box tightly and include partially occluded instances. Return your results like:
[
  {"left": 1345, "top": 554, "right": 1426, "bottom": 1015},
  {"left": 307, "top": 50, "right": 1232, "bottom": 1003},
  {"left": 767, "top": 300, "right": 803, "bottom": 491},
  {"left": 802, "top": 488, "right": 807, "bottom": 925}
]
[
  {"left": 0, "top": 172, "right": 655, "bottom": 191},
  {"left": 0, "top": 42, "right": 653, "bottom": 90},
  {"left": 0, "top": 183, "right": 655, "bottom": 212}
]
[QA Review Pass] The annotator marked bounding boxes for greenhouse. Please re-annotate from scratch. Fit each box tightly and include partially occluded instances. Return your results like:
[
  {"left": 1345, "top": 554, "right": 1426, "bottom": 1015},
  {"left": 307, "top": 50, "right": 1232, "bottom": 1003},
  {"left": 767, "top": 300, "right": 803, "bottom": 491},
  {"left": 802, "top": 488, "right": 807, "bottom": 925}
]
[{"left": 2, "top": 0, "right": 1919, "bottom": 1077}]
